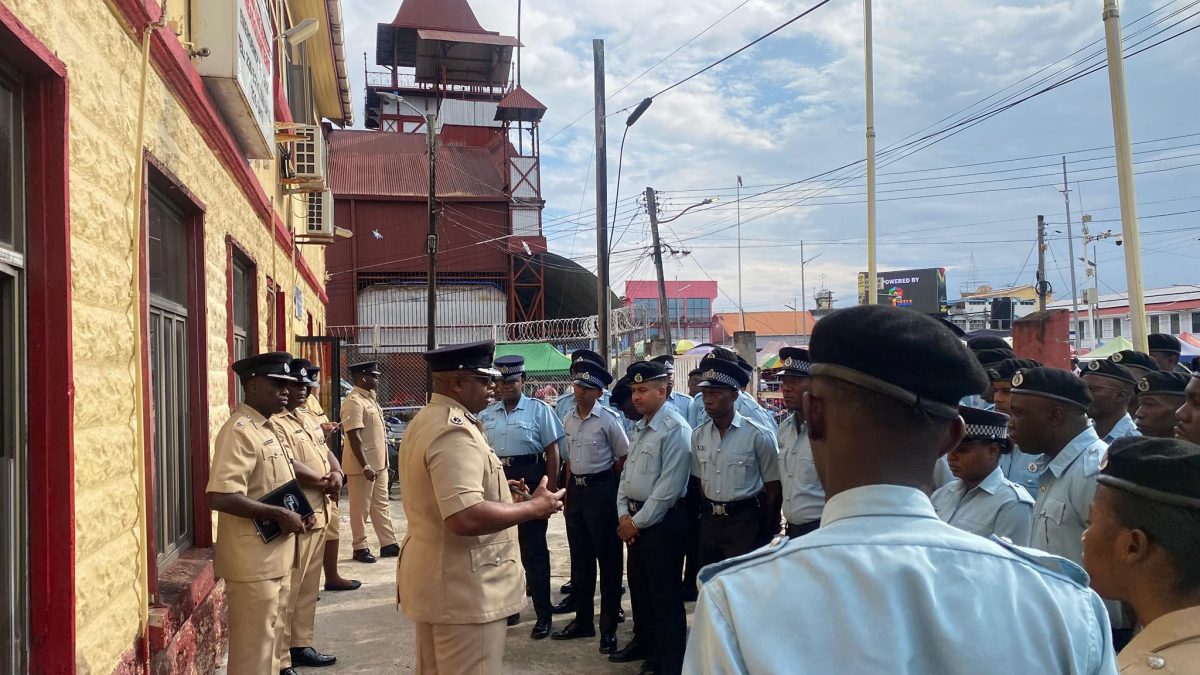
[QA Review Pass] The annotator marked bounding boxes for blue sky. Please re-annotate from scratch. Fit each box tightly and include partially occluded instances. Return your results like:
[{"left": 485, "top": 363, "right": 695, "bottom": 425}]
[{"left": 341, "top": 0, "right": 1200, "bottom": 312}]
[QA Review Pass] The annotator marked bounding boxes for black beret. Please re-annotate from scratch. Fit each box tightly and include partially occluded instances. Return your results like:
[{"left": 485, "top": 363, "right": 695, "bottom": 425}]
[
  {"left": 708, "top": 346, "right": 739, "bottom": 362},
  {"left": 627, "top": 360, "right": 671, "bottom": 384},
  {"left": 1138, "top": 371, "right": 1190, "bottom": 397},
  {"left": 1099, "top": 436, "right": 1200, "bottom": 509},
  {"left": 777, "top": 347, "right": 811, "bottom": 376},
  {"left": 1011, "top": 367, "right": 1091, "bottom": 410},
  {"left": 572, "top": 361, "right": 613, "bottom": 390},
  {"left": 975, "top": 348, "right": 1016, "bottom": 367},
  {"left": 687, "top": 367, "right": 704, "bottom": 378},
  {"left": 611, "top": 376, "right": 633, "bottom": 405},
  {"left": 570, "top": 349, "right": 606, "bottom": 370},
  {"left": 960, "top": 405, "right": 1010, "bottom": 442},
  {"left": 494, "top": 355, "right": 526, "bottom": 381},
  {"left": 697, "top": 358, "right": 750, "bottom": 390},
  {"left": 1110, "top": 350, "right": 1157, "bottom": 374},
  {"left": 967, "top": 336, "right": 1011, "bottom": 351},
  {"left": 650, "top": 354, "right": 676, "bottom": 374},
  {"left": 348, "top": 361, "right": 380, "bottom": 376},
  {"left": 289, "top": 358, "right": 318, "bottom": 385},
  {"left": 1148, "top": 333, "right": 1182, "bottom": 355},
  {"left": 988, "top": 358, "right": 1042, "bottom": 383},
  {"left": 808, "top": 305, "right": 987, "bottom": 418},
  {"left": 1083, "top": 359, "right": 1137, "bottom": 386},
  {"left": 234, "top": 352, "right": 295, "bottom": 381},
  {"left": 423, "top": 340, "right": 499, "bottom": 376}
]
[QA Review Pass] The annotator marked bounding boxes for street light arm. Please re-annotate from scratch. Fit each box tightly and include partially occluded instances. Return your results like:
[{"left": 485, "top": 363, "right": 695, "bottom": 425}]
[
  {"left": 659, "top": 198, "right": 717, "bottom": 224},
  {"left": 377, "top": 91, "right": 430, "bottom": 120}
]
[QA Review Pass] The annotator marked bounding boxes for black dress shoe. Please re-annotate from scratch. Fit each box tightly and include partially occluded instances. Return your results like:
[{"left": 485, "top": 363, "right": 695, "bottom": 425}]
[
  {"left": 352, "top": 549, "right": 377, "bottom": 564},
  {"left": 323, "top": 579, "right": 362, "bottom": 592},
  {"left": 609, "top": 638, "right": 645, "bottom": 663},
  {"left": 550, "top": 619, "right": 595, "bottom": 640},
  {"left": 637, "top": 665, "right": 659, "bottom": 675},
  {"left": 617, "top": 607, "right": 626, "bottom": 623},
  {"left": 551, "top": 594, "right": 576, "bottom": 614},
  {"left": 560, "top": 580, "right": 574, "bottom": 594},
  {"left": 531, "top": 617, "right": 552, "bottom": 640},
  {"left": 507, "top": 613, "right": 521, "bottom": 626},
  {"left": 280, "top": 669, "right": 297, "bottom": 675},
  {"left": 290, "top": 646, "right": 337, "bottom": 667},
  {"left": 599, "top": 632, "right": 618, "bottom": 653},
  {"left": 379, "top": 543, "right": 400, "bottom": 557}
]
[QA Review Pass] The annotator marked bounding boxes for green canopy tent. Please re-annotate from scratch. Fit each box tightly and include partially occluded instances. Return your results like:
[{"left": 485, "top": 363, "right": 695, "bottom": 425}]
[
  {"left": 1080, "top": 335, "right": 1134, "bottom": 361},
  {"left": 494, "top": 342, "right": 573, "bottom": 377}
]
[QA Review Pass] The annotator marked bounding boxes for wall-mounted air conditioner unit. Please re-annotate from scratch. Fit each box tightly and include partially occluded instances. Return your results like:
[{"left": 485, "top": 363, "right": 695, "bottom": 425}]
[
  {"left": 277, "top": 123, "right": 326, "bottom": 192},
  {"left": 304, "top": 190, "right": 335, "bottom": 240}
]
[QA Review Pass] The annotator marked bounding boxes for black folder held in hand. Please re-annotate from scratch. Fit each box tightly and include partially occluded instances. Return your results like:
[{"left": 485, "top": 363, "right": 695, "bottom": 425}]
[{"left": 253, "top": 479, "right": 314, "bottom": 543}]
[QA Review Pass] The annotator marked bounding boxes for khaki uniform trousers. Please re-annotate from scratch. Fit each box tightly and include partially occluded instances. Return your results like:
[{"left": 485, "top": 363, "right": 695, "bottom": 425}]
[
  {"left": 325, "top": 496, "right": 340, "bottom": 541},
  {"left": 277, "top": 528, "right": 326, "bottom": 666},
  {"left": 414, "top": 619, "right": 507, "bottom": 675},
  {"left": 348, "top": 474, "right": 397, "bottom": 550},
  {"left": 225, "top": 572, "right": 292, "bottom": 675}
]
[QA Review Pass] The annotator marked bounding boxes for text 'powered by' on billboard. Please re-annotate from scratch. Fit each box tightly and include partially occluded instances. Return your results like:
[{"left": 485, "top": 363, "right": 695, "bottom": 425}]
[{"left": 857, "top": 268, "right": 948, "bottom": 315}]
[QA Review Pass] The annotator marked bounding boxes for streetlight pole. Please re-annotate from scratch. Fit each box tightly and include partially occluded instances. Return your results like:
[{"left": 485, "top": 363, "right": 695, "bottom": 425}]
[
  {"left": 864, "top": 0, "right": 878, "bottom": 305},
  {"left": 1061, "top": 157, "right": 1081, "bottom": 352},
  {"left": 646, "top": 190, "right": 715, "bottom": 351},
  {"left": 737, "top": 175, "right": 745, "bottom": 329}
]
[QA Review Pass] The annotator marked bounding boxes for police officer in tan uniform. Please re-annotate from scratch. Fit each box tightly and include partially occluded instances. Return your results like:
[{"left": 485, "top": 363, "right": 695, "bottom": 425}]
[
  {"left": 273, "top": 359, "right": 343, "bottom": 671},
  {"left": 302, "top": 383, "right": 361, "bottom": 592},
  {"left": 341, "top": 361, "right": 399, "bottom": 563},
  {"left": 208, "top": 352, "right": 325, "bottom": 675},
  {"left": 398, "top": 341, "right": 565, "bottom": 674}
]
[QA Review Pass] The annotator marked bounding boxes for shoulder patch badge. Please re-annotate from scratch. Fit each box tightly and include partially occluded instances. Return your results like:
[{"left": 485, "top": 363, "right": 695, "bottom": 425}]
[{"left": 450, "top": 415, "right": 464, "bottom": 426}]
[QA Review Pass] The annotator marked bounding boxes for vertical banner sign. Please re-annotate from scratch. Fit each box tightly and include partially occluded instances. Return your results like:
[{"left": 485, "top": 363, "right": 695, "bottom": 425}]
[
  {"left": 237, "top": 0, "right": 274, "bottom": 153},
  {"left": 194, "top": 0, "right": 275, "bottom": 158},
  {"left": 858, "top": 268, "right": 948, "bottom": 315}
]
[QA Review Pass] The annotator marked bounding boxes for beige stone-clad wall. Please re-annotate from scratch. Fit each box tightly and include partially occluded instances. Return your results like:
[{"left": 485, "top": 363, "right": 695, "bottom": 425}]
[{"left": 4, "top": 1, "right": 330, "bottom": 672}]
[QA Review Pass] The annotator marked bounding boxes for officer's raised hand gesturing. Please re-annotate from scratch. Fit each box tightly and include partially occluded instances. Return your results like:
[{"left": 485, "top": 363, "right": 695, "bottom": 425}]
[{"left": 510, "top": 475, "right": 566, "bottom": 518}]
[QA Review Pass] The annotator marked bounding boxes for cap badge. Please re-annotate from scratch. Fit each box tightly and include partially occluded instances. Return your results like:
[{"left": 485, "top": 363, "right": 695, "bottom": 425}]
[
  {"left": 1112, "top": 352, "right": 1124, "bottom": 363},
  {"left": 705, "top": 369, "right": 716, "bottom": 379},
  {"left": 1011, "top": 371, "right": 1024, "bottom": 387},
  {"left": 282, "top": 363, "right": 290, "bottom": 373},
  {"left": 1088, "top": 360, "right": 1101, "bottom": 371},
  {"left": 1138, "top": 378, "right": 1151, "bottom": 392},
  {"left": 784, "top": 357, "right": 794, "bottom": 367},
  {"left": 633, "top": 373, "right": 644, "bottom": 383},
  {"left": 299, "top": 368, "right": 308, "bottom": 377}
]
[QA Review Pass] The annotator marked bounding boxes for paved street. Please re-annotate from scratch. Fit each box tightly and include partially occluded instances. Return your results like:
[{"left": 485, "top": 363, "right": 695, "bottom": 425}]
[{"left": 309, "top": 490, "right": 692, "bottom": 673}]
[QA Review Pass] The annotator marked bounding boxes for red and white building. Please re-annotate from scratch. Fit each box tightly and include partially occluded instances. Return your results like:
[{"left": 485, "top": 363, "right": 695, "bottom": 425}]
[{"left": 624, "top": 280, "right": 719, "bottom": 344}]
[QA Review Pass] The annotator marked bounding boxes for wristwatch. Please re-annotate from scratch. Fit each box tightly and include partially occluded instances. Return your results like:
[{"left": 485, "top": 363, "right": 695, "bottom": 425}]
[{"left": 362, "top": 465, "right": 373, "bottom": 473}]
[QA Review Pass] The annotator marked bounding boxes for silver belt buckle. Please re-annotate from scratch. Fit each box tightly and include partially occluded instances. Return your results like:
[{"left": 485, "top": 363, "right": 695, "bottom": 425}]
[
  {"left": 501, "top": 456, "right": 513, "bottom": 467},
  {"left": 629, "top": 501, "right": 640, "bottom": 514},
  {"left": 574, "top": 476, "right": 587, "bottom": 487},
  {"left": 712, "top": 503, "right": 727, "bottom": 516}
]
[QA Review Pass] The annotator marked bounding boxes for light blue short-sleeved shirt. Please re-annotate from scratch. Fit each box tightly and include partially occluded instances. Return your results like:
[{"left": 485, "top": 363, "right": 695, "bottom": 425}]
[
  {"left": 931, "top": 466, "right": 1034, "bottom": 543},
  {"left": 1028, "top": 427, "right": 1106, "bottom": 566},
  {"left": 777, "top": 414, "right": 824, "bottom": 525},
  {"left": 1099, "top": 413, "right": 1140, "bottom": 444},
  {"left": 665, "top": 390, "right": 693, "bottom": 418},
  {"left": 562, "top": 403, "right": 629, "bottom": 475},
  {"left": 616, "top": 405, "right": 692, "bottom": 529},
  {"left": 684, "top": 484, "right": 1116, "bottom": 675},
  {"left": 691, "top": 412, "right": 780, "bottom": 502},
  {"left": 999, "top": 446, "right": 1048, "bottom": 495},
  {"left": 480, "top": 394, "right": 565, "bottom": 457},
  {"left": 555, "top": 389, "right": 610, "bottom": 421},
  {"left": 689, "top": 390, "right": 778, "bottom": 435}
]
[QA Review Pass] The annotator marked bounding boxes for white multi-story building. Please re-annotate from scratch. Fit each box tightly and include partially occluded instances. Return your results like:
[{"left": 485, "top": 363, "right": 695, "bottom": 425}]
[{"left": 1048, "top": 285, "right": 1200, "bottom": 350}]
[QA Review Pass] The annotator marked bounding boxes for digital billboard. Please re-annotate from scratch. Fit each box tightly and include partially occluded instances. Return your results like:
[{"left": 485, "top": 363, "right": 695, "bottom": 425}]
[{"left": 857, "top": 268, "right": 948, "bottom": 315}]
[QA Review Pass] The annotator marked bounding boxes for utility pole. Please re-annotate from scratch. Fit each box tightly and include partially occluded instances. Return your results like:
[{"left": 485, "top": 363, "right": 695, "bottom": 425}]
[
  {"left": 646, "top": 186, "right": 672, "bottom": 349},
  {"left": 800, "top": 239, "right": 808, "bottom": 339},
  {"left": 425, "top": 112, "right": 438, "bottom": 369},
  {"left": 737, "top": 175, "right": 745, "bottom": 329},
  {"left": 1061, "top": 157, "right": 1080, "bottom": 351},
  {"left": 593, "top": 39, "right": 610, "bottom": 362},
  {"left": 1037, "top": 215, "right": 1048, "bottom": 312},
  {"left": 864, "top": 0, "right": 878, "bottom": 305},
  {"left": 1103, "top": 0, "right": 1148, "bottom": 351}
]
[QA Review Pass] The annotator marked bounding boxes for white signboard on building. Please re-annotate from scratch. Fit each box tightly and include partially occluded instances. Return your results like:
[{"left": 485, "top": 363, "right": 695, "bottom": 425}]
[{"left": 194, "top": 0, "right": 275, "bottom": 158}]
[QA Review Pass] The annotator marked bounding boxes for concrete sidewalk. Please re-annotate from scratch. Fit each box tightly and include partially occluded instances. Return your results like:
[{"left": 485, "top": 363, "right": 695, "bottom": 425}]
[{"left": 308, "top": 494, "right": 692, "bottom": 673}]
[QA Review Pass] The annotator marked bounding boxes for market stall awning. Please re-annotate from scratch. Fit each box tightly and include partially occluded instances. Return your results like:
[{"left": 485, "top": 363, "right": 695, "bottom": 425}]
[
  {"left": 1080, "top": 336, "right": 1134, "bottom": 360},
  {"left": 495, "top": 342, "right": 572, "bottom": 376}
]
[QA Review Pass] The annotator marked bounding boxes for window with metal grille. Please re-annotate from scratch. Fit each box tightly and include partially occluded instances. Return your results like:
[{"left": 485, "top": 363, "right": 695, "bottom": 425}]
[
  {"left": 1150, "top": 315, "right": 1161, "bottom": 334},
  {"left": 1170, "top": 313, "right": 1181, "bottom": 334},
  {"left": 1112, "top": 318, "right": 1122, "bottom": 337},
  {"left": 1193, "top": 312, "right": 1200, "bottom": 333},
  {"left": 148, "top": 186, "right": 193, "bottom": 567},
  {"left": 0, "top": 65, "right": 27, "bottom": 675}
]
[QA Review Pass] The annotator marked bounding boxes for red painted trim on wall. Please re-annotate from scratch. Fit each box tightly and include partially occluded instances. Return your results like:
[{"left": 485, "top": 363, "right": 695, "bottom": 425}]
[
  {"left": 106, "top": 0, "right": 329, "bottom": 306},
  {"left": 0, "top": 5, "right": 76, "bottom": 673}
]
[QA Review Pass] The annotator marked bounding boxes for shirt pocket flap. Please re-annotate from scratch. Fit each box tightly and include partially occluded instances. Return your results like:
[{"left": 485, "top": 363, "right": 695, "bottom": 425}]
[
  {"left": 470, "top": 540, "right": 519, "bottom": 573},
  {"left": 1040, "top": 497, "right": 1068, "bottom": 525}
]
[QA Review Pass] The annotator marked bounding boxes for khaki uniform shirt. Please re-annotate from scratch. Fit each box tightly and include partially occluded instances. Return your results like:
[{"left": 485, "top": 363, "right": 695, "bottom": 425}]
[
  {"left": 207, "top": 403, "right": 298, "bottom": 582},
  {"left": 396, "top": 394, "right": 524, "bottom": 624},
  {"left": 1118, "top": 606, "right": 1200, "bottom": 674},
  {"left": 274, "top": 408, "right": 332, "bottom": 530},
  {"left": 340, "top": 386, "right": 387, "bottom": 475}
]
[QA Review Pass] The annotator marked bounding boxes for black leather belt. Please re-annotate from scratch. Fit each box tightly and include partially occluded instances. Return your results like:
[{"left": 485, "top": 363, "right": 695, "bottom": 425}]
[
  {"left": 572, "top": 468, "right": 614, "bottom": 488},
  {"left": 628, "top": 498, "right": 683, "bottom": 515},
  {"left": 499, "top": 453, "right": 546, "bottom": 467},
  {"left": 702, "top": 495, "right": 759, "bottom": 517}
]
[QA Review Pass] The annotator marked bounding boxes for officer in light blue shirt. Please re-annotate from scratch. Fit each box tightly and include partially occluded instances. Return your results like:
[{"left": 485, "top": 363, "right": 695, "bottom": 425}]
[
  {"left": 555, "top": 349, "right": 610, "bottom": 420},
  {"left": 651, "top": 354, "right": 694, "bottom": 418},
  {"left": 479, "top": 355, "right": 565, "bottom": 637},
  {"left": 1082, "top": 359, "right": 1142, "bottom": 444},
  {"left": 773, "top": 347, "right": 825, "bottom": 538},
  {"left": 931, "top": 406, "right": 1034, "bottom": 543},
  {"left": 686, "top": 350, "right": 777, "bottom": 434},
  {"left": 690, "top": 358, "right": 781, "bottom": 568},
  {"left": 989, "top": 357, "right": 1048, "bottom": 494},
  {"left": 684, "top": 305, "right": 1116, "bottom": 675},
  {"left": 616, "top": 360, "right": 692, "bottom": 675}
]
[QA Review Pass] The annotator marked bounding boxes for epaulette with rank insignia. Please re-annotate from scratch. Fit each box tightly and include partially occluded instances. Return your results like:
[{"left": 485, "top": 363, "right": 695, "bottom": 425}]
[
  {"left": 989, "top": 536, "right": 1089, "bottom": 587},
  {"left": 447, "top": 407, "right": 467, "bottom": 426},
  {"left": 697, "top": 533, "right": 792, "bottom": 585}
]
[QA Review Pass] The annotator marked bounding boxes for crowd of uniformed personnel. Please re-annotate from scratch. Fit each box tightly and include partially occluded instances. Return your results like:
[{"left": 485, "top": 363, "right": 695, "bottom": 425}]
[{"left": 206, "top": 307, "right": 1200, "bottom": 675}]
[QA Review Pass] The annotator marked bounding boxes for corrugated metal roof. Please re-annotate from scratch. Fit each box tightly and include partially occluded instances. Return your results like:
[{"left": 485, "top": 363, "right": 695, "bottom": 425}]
[
  {"left": 328, "top": 130, "right": 507, "bottom": 199},
  {"left": 497, "top": 86, "right": 546, "bottom": 110},
  {"left": 390, "top": 0, "right": 487, "bottom": 33},
  {"left": 716, "top": 311, "right": 819, "bottom": 336},
  {"left": 417, "top": 29, "right": 520, "bottom": 47},
  {"left": 624, "top": 280, "right": 718, "bottom": 300}
]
